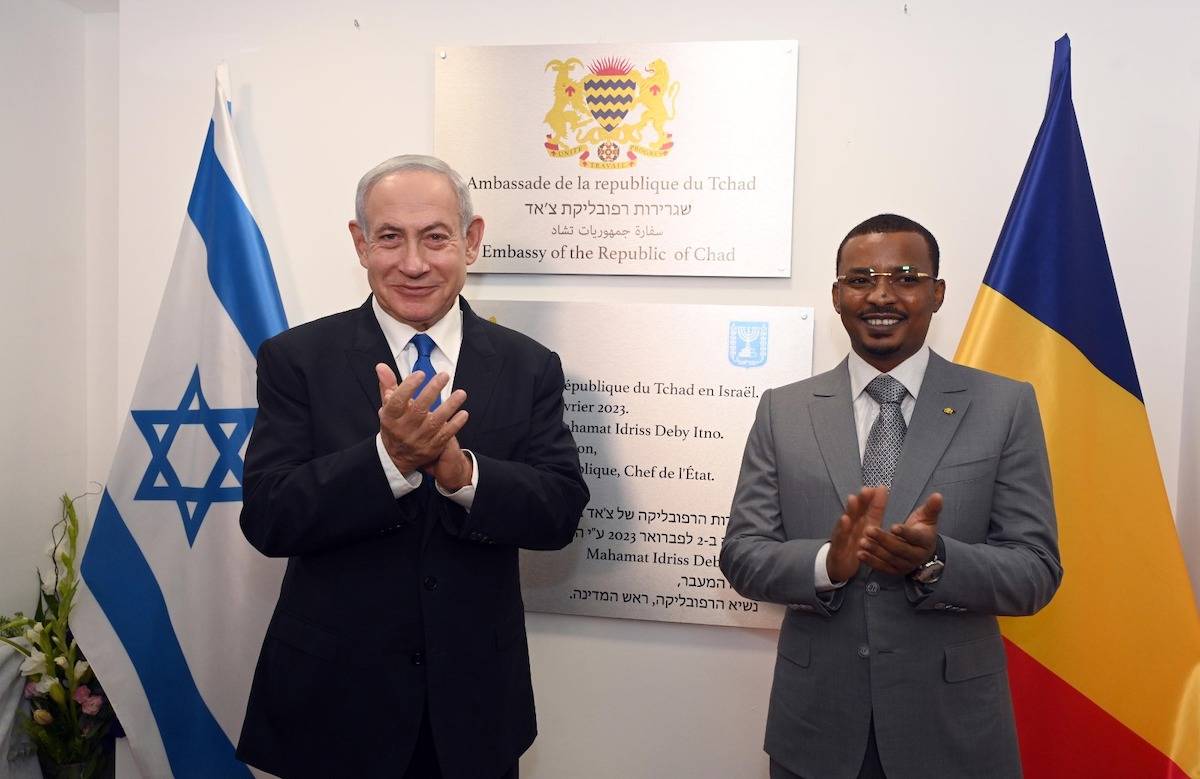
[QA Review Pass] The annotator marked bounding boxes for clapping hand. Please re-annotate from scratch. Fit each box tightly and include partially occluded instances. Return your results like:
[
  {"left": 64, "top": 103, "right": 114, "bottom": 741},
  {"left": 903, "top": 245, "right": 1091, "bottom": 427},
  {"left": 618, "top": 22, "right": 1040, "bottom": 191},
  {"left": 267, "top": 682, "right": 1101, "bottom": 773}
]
[
  {"left": 376, "top": 363, "right": 470, "bottom": 480},
  {"left": 827, "top": 486, "right": 889, "bottom": 583},
  {"left": 858, "top": 492, "right": 943, "bottom": 575}
]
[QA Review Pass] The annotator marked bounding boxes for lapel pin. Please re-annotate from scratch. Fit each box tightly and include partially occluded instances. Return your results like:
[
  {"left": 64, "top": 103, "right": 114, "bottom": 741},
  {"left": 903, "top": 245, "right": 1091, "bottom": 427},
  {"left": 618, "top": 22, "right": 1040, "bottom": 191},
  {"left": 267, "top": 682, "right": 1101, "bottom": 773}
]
[{"left": 942, "top": 407, "right": 955, "bottom": 415}]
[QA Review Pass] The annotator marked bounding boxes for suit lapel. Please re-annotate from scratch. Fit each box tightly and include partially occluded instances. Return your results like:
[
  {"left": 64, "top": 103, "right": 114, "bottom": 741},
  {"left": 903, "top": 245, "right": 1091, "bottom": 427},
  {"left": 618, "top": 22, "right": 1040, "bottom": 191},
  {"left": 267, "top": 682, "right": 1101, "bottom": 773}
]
[
  {"left": 345, "top": 298, "right": 398, "bottom": 416},
  {"left": 452, "top": 298, "right": 503, "bottom": 448},
  {"left": 809, "top": 360, "right": 862, "bottom": 507},
  {"left": 886, "top": 351, "right": 970, "bottom": 524}
]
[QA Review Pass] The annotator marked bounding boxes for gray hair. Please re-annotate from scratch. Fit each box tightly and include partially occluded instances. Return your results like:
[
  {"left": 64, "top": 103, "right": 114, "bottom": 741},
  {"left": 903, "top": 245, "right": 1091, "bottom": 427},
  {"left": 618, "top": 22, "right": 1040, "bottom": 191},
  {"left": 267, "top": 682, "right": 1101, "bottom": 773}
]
[{"left": 354, "top": 154, "right": 475, "bottom": 235}]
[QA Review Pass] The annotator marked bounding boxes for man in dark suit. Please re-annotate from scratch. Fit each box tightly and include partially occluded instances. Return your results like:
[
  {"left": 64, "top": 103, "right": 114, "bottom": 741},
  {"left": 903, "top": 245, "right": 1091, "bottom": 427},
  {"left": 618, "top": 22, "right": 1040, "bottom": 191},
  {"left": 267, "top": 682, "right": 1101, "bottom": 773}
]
[
  {"left": 235, "top": 155, "right": 589, "bottom": 779},
  {"left": 720, "top": 214, "right": 1062, "bottom": 778}
]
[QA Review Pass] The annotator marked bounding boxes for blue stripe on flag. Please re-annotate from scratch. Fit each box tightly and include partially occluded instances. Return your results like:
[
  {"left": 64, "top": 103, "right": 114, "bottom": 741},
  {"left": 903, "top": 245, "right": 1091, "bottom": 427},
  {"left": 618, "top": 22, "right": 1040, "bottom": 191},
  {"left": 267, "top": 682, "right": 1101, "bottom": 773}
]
[
  {"left": 187, "top": 120, "right": 287, "bottom": 356},
  {"left": 81, "top": 491, "right": 252, "bottom": 778},
  {"left": 981, "top": 36, "right": 1141, "bottom": 400}
]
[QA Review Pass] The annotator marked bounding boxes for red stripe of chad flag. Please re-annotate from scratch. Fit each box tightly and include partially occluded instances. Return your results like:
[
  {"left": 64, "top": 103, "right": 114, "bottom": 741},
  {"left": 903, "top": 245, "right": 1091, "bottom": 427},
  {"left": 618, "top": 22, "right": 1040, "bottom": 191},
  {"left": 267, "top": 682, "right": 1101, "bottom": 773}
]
[{"left": 956, "top": 35, "right": 1200, "bottom": 778}]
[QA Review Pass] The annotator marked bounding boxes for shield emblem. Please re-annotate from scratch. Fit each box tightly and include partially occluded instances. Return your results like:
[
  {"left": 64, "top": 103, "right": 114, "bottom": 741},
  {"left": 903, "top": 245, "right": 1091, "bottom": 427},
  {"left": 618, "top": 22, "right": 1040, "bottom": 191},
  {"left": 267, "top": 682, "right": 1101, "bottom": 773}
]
[
  {"left": 729, "top": 322, "right": 769, "bottom": 368},
  {"left": 584, "top": 58, "right": 636, "bottom": 133}
]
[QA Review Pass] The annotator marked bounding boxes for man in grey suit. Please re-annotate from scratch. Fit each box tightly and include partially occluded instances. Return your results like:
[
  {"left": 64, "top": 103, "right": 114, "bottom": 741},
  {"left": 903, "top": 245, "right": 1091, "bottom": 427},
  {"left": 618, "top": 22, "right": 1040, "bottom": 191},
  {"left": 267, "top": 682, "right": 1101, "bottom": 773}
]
[{"left": 720, "top": 214, "right": 1062, "bottom": 779}]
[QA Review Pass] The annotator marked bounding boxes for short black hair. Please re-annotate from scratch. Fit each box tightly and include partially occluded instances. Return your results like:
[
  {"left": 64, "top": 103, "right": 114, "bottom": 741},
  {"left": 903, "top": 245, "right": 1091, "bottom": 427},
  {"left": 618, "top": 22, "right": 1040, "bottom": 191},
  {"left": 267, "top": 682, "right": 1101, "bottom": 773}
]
[{"left": 835, "top": 213, "right": 940, "bottom": 277}]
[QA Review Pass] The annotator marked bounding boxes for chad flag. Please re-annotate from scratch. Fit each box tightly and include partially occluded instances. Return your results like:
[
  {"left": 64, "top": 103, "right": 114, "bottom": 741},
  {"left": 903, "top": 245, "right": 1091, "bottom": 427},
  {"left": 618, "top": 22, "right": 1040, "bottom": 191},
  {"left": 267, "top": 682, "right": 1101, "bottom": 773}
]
[{"left": 956, "top": 35, "right": 1200, "bottom": 778}]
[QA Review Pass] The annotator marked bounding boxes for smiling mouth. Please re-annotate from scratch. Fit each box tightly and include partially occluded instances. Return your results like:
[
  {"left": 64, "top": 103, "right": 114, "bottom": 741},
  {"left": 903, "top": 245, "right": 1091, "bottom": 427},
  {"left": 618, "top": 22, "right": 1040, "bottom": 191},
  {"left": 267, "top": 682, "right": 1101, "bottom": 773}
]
[
  {"left": 862, "top": 315, "right": 904, "bottom": 328},
  {"left": 393, "top": 285, "right": 436, "bottom": 296}
]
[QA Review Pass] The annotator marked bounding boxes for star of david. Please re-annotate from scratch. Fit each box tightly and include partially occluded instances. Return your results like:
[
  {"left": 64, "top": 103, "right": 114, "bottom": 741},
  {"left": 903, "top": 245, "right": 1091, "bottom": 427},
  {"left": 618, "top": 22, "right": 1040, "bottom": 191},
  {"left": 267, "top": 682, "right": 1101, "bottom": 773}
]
[{"left": 132, "top": 367, "right": 256, "bottom": 546}]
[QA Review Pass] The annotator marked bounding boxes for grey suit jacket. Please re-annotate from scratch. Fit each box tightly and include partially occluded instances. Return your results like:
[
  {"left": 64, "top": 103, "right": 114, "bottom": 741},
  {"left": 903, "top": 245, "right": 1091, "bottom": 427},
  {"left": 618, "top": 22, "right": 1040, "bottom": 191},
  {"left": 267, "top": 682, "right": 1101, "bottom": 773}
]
[{"left": 720, "top": 351, "right": 1062, "bottom": 779}]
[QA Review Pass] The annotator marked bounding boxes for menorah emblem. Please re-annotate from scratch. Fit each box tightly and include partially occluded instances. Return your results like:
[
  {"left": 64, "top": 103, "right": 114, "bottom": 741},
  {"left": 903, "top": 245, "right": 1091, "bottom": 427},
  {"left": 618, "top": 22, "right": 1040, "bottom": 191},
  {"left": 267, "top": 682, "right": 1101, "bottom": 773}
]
[{"left": 728, "top": 321, "right": 769, "bottom": 368}]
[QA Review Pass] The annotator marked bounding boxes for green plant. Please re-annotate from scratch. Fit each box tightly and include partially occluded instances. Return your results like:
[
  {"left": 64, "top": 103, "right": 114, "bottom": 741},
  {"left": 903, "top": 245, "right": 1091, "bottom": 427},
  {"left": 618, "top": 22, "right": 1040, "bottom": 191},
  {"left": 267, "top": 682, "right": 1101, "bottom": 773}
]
[{"left": 0, "top": 494, "right": 115, "bottom": 777}]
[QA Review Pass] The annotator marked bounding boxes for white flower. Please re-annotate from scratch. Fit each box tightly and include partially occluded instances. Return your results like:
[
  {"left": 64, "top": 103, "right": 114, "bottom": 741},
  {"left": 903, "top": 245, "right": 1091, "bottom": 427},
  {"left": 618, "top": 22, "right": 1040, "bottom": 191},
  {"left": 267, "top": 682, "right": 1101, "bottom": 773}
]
[
  {"left": 54, "top": 655, "right": 67, "bottom": 668},
  {"left": 39, "top": 568, "right": 58, "bottom": 595},
  {"left": 35, "top": 676, "right": 56, "bottom": 695},
  {"left": 74, "top": 660, "right": 89, "bottom": 678},
  {"left": 19, "top": 650, "right": 46, "bottom": 678},
  {"left": 24, "top": 623, "right": 44, "bottom": 644}
]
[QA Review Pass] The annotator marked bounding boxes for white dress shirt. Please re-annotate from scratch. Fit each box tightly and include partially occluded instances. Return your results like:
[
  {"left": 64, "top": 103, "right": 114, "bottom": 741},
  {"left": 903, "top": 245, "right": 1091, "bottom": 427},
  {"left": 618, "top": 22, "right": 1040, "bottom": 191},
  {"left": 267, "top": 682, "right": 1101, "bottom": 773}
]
[
  {"left": 371, "top": 296, "right": 478, "bottom": 510},
  {"left": 814, "top": 346, "right": 931, "bottom": 590}
]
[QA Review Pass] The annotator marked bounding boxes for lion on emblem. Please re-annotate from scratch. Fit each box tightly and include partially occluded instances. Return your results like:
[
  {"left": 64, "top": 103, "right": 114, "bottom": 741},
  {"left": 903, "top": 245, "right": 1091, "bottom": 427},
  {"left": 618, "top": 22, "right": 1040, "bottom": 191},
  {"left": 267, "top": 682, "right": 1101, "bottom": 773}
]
[{"left": 629, "top": 58, "right": 679, "bottom": 150}]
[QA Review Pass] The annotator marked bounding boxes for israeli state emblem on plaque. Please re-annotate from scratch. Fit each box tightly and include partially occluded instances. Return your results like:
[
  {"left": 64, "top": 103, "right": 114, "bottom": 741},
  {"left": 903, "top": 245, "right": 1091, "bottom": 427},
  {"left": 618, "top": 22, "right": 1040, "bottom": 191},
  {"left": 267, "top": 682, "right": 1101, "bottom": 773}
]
[
  {"left": 728, "top": 322, "right": 768, "bottom": 368},
  {"left": 543, "top": 56, "right": 680, "bottom": 169}
]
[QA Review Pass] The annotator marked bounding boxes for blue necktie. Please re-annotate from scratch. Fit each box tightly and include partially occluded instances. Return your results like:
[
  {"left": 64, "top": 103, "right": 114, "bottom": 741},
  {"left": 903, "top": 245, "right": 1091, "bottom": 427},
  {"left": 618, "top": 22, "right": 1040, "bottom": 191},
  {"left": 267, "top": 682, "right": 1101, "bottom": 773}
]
[{"left": 409, "top": 333, "right": 441, "bottom": 411}]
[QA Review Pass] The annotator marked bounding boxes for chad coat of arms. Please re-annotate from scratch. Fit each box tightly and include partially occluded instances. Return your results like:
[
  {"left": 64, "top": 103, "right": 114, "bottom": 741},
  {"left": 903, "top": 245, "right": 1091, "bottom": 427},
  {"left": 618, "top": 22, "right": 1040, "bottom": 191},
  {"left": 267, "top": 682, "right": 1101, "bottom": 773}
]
[{"left": 543, "top": 56, "right": 680, "bottom": 169}]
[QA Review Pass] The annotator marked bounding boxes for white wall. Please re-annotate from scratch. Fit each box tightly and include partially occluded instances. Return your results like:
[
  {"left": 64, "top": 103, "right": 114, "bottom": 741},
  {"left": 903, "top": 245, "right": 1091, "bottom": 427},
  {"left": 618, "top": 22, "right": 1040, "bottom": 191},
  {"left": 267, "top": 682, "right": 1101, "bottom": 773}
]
[
  {"left": 0, "top": 0, "right": 88, "bottom": 617},
  {"left": 20, "top": 0, "right": 1198, "bottom": 775},
  {"left": 84, "top": 12, "right": 120, "bottom": 533}
]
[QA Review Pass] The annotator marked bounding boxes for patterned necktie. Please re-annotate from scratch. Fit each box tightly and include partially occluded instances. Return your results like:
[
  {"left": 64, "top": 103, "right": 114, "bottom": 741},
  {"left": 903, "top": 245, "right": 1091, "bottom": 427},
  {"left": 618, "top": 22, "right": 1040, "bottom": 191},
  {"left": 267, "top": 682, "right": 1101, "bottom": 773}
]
[
  {"left": 862, "top": 375, "right": 908, "bottom": 487},
  {"left": 409, "top": 333, "right": 441, "bottom": 411}
]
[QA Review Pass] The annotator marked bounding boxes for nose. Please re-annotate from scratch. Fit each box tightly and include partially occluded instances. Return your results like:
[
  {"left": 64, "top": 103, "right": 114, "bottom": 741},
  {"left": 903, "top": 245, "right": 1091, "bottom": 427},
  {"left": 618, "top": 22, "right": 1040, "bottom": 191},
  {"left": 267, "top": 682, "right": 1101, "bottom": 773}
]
[
  {"left": 865, "top": 276, "right": 897, "bottom": 304},
  {"left": 394, "top": 240, "right": 431, "bottom": 277}
]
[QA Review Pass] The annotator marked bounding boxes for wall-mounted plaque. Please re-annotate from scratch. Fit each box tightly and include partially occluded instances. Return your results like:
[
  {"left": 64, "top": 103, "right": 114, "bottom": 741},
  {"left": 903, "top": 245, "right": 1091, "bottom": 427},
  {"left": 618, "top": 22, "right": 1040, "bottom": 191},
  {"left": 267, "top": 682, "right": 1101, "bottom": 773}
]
[
  {"left": 473, "top": 300, "right": 813, "bottom": 628},
  {"left": 436, "top": 41, "right": 798, "bottom": 277}
]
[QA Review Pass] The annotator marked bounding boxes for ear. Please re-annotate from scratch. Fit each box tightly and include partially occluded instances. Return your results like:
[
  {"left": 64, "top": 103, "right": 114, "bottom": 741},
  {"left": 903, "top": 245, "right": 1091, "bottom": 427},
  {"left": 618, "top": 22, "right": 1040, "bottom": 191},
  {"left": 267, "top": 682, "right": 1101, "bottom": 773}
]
[
  {"left": 463, "top": 216, "right": 485, "bottom": 267},
  {"left": 349, "top": 220, "right": 368, "bottom": 268},
  {"left": 932, "top": 279, "right": 946, "bottom": 312},
  {"left": 831, "top": 282, "right": 842, "bottom": 314}
]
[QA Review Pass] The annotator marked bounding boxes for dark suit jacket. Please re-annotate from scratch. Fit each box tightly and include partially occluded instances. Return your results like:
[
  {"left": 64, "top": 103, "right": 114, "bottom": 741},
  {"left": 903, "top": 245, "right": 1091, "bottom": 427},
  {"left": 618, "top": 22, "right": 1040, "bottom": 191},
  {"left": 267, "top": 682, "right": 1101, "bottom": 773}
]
[
  {"left": 720, "top": 352, "right": 1062, "bottom": 779},
  {"left": 235, "top": 297, "right": 589, "bottom": 779}
]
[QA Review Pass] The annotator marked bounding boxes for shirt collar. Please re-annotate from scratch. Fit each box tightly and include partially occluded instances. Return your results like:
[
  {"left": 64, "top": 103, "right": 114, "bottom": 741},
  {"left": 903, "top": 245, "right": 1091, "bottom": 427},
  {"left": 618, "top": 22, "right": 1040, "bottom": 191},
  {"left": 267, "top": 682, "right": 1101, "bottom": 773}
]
[
  {"left": 371, "top": 296, "right": 464, "bottom": 365},
  {"left": 848, "top": 345, "right": 930, "bottom": 401}
]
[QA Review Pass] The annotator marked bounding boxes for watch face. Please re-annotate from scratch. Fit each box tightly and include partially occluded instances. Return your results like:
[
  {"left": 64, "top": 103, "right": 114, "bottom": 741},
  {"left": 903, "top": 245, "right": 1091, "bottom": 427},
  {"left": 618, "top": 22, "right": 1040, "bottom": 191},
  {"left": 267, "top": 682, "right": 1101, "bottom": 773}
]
[{"left": 914, "top": 559, "right": 944, "bottom": 584}]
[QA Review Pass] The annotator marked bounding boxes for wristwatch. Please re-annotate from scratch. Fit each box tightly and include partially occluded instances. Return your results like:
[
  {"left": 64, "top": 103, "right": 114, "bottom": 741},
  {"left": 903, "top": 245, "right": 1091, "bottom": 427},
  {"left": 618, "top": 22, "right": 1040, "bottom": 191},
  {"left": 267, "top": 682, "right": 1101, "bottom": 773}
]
[{"left": 911, "top": 553, "right": 944, "bottom": 585}]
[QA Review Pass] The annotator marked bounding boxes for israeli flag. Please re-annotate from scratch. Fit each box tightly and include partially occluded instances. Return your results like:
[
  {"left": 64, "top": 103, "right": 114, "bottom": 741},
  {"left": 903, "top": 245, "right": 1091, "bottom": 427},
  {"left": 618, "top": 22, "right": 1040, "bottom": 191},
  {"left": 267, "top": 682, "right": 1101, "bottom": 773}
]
[{"left": 73, "top": 66, "right": 287, "bottom": 778}]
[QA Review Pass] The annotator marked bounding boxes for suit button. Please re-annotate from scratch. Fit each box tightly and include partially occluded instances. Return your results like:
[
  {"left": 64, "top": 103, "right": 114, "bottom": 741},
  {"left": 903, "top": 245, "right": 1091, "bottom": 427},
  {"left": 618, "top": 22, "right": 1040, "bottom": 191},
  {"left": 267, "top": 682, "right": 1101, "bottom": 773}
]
[
  {"left": 866, "top": 582, "right": 880, "bottom": 595},
  {"left": 857, "top": 645, "right": 870, "bottom": 658},
  {"left": 411, "top": 651, "right": 424, "bottom": 666},
  {"left": 423, "top": 575, "right": 438, "bottom": 591},
  {"left": 934, "top": 602, "right": 946, "bottom": 610}
]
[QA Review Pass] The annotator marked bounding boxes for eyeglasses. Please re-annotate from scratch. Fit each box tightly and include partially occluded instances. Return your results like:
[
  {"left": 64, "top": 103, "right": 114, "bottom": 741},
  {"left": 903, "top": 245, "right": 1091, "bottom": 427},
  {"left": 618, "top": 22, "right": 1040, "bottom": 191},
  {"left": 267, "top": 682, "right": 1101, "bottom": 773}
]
[{"left": 835, "top": 267, "right": 938, "bottom": 292}]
